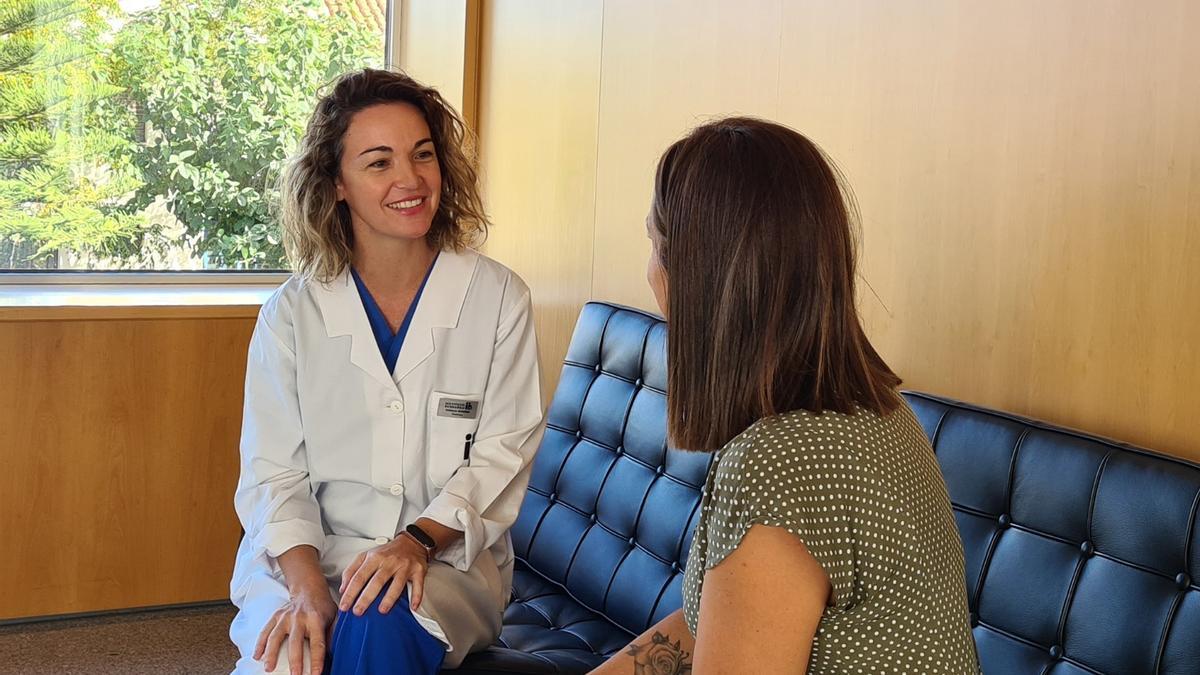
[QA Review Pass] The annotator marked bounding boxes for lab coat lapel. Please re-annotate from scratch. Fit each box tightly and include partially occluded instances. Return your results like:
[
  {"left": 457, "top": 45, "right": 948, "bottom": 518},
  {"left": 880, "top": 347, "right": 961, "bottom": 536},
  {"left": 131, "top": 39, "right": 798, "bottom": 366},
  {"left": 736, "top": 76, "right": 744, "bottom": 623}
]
[
  {"left": 392, "top": 248, "right": 477, "bottom": 383},
  {"left": 309, "top": 269, "right": 398, "bottom": 391}
]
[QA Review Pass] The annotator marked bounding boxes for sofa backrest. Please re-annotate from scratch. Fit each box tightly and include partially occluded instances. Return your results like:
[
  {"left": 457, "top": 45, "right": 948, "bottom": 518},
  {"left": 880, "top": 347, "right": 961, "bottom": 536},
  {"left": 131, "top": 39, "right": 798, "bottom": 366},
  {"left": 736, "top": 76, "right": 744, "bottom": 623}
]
[
  {"left": 513, "top": 301, "right": 1200, "bottom": 674},
  {"left": 906, "top": 392, "right": 1200, "bottom": 675},
  {"left": 510, "top": 302, "right": 712, "bottom": 636}
]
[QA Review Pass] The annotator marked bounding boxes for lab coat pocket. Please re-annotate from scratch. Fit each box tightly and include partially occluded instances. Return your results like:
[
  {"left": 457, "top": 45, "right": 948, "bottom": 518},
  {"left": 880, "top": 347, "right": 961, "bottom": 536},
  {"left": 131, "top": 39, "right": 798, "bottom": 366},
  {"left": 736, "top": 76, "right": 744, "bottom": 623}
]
[{"left": 427, "top": 390, "right": 483, "bottom": 488}]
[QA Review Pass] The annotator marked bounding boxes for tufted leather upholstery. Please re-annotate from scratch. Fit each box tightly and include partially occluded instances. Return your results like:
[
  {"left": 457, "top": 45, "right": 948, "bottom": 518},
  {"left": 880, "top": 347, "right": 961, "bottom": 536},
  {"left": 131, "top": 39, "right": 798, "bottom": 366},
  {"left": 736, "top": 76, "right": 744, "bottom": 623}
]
[
  {"left": 907, "top": 391, "right": 1200, "bottom": 675},
  {"left": 454, "top": 302, "right": 1200, "bottom": 674},
  {"left": 453, "top": 302, "right": 711, "bottom": 674}
]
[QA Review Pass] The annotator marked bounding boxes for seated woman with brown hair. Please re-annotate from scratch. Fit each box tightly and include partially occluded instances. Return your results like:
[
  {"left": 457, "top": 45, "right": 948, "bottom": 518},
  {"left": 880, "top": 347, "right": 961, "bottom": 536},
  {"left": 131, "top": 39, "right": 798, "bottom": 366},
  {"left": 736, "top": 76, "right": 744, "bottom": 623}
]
[
  {"left": 229, "top": 69, "right": 544, "bottom": 675},
  {"left": 594, "top": 118, "right": 980, "bottom": 674}
]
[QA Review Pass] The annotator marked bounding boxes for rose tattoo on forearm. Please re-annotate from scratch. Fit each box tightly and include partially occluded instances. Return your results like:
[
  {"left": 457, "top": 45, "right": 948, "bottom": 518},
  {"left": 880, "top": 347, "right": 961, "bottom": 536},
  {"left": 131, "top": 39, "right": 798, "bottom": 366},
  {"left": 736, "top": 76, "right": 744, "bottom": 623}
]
[{"left": 626, "top": 631, "right": 693, "bottom": 675}]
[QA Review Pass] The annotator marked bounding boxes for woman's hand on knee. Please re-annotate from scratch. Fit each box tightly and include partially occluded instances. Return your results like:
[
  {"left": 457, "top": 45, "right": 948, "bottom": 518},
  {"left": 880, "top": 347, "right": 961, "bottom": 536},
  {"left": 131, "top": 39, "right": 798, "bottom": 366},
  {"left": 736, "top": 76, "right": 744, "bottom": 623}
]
[
  {"left": 253, "top": 581, "right": 337, "bottom": 675},
  {"left": 338, "top": 535, "right": 429, "bottom": 616}
]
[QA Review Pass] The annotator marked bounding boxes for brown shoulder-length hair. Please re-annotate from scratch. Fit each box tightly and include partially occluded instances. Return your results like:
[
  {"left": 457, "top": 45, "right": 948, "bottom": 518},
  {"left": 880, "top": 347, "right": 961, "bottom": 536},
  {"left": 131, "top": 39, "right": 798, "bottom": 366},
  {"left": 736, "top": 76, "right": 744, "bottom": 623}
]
[
  {"left": 652, "top": 116, "right": 902, "bottom": 451},
  {"left": 280, "top": 68, "right": 488, "bottom": 282}
]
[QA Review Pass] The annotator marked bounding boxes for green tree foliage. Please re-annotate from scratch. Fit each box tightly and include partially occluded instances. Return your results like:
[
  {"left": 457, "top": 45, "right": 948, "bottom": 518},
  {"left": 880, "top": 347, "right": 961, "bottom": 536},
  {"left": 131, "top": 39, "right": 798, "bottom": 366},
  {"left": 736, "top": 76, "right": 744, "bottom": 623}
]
[
  {"left": 0, "top": 0, "right": 142, "bottom": 268},
  {"left": 0, "top": 0, "right": 381, "bottom": 269},
  {"left": 110, "top": 0, "right": 380, "bottom": 269}
]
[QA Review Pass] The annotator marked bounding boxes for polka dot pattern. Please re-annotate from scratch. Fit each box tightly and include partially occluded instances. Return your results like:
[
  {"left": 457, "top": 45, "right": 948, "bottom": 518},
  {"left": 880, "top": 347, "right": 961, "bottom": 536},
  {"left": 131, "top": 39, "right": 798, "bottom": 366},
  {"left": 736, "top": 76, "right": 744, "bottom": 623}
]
[{"left": 683, "top": 403, "right": 981, "bottom": 673}]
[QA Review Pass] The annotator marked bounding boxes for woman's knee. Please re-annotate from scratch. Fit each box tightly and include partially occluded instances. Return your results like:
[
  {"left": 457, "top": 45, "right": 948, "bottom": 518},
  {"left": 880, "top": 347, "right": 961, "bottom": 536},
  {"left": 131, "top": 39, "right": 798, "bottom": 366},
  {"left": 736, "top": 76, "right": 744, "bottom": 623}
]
[
  {"left": 329, "top": 585, "right": 446, "bottom": 673},
  {"left": 333, "top": 592, "right": 424, "bottom": 646}
]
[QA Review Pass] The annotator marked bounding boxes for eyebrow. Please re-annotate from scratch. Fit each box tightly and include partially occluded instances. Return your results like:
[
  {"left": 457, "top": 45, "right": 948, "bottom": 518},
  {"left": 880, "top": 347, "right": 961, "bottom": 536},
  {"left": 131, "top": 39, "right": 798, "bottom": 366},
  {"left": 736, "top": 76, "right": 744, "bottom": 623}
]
[{"left": 356, "top": 138, "right": 434, "bottom": 158}]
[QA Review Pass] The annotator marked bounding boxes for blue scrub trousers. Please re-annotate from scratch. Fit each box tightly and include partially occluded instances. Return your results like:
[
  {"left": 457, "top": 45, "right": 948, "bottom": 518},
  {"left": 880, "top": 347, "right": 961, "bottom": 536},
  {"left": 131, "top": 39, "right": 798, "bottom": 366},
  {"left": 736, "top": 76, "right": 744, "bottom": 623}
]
[{"left": 327, "top": 582, "right": 447, "bottom": 674}]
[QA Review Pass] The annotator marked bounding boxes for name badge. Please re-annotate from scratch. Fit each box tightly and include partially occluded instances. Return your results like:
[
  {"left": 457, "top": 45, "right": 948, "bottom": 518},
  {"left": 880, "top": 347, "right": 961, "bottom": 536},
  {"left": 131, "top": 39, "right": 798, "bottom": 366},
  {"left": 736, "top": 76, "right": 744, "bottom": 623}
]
[{"left": 437, "top": 397, "right": 480, "bottom": 419}]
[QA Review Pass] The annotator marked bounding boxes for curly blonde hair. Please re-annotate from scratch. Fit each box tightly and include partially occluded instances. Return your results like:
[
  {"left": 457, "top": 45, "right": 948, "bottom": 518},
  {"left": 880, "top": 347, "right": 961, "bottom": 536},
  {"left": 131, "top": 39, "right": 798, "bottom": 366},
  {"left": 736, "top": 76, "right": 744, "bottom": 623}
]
[{"left": 280, "top": 68, "right": 488, "bottom": 282}]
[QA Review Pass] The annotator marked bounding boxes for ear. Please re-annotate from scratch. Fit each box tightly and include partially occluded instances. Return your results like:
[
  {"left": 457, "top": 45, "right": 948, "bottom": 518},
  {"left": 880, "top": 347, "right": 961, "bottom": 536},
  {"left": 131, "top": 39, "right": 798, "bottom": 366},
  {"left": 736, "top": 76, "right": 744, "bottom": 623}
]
[{"left": 334, "top": 177, "right": 345, "bottom": 202}]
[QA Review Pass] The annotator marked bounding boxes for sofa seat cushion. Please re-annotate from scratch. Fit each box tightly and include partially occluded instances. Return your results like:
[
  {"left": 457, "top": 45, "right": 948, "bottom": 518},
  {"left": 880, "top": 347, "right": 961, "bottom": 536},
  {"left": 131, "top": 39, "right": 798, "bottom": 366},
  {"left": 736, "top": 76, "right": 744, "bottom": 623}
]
[{"left": 452, "top": 562, "right": 633, "bottom": 674}]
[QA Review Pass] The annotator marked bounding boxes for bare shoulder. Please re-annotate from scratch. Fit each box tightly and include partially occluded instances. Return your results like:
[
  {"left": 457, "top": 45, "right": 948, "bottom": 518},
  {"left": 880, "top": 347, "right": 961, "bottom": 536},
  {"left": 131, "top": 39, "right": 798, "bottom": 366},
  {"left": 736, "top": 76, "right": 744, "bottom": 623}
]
[{"left": 694, "top": 523, "right": 829, "bottom": 673}]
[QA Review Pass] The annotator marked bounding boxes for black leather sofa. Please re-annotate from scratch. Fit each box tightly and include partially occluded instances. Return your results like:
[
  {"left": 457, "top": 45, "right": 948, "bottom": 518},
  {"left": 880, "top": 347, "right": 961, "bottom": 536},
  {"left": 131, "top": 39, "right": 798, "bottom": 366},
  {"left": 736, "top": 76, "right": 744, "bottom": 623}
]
[{"left": 454, "top": 302, "right": 1200, "bottom": 674}]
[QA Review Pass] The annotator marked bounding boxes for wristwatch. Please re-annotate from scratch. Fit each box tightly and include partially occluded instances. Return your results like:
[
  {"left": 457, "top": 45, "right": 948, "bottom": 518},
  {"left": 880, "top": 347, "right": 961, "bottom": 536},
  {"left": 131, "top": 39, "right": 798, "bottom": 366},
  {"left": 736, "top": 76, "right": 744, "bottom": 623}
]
[{"left": 403, "top": 523, "right": 437, "bottom": 561}]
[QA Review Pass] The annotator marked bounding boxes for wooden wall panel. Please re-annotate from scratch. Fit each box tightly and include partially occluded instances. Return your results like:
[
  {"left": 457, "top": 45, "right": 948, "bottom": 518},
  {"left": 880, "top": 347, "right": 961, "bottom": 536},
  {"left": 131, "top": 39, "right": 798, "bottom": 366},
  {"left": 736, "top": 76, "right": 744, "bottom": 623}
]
[
  {"left": 474, "top": 0, "right": 604, "bottom": 404},
  {"left": 590, "top": 0, "right": 783, "bottom": 307},
  {"left": 0, "top": 316, "right": 253, "bottom": 619},
  {"left": 397, "top": 0, "right": 471, "bottom": 119},
  {"left": 770, "top": 0, "right": 1200, "bottom": 459},
  {"left": 468, "top": 0, "right": 1200, "bottom": 461}
]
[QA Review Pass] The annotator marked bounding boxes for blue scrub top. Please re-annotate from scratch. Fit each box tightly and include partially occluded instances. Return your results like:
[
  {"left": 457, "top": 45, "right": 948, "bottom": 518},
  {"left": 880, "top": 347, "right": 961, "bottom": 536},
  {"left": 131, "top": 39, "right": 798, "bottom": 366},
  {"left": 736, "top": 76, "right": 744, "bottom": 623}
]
[{"left": 351, "top": 253, "right": 439, "bottom": 375}]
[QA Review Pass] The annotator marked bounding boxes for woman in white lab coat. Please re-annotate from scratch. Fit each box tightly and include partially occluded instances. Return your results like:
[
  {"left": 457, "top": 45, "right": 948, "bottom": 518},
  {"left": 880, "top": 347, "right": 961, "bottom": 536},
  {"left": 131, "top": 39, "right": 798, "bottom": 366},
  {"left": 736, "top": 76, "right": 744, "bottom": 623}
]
[{"left": 228, "top": 69, "right": 544, "bottom": 675}]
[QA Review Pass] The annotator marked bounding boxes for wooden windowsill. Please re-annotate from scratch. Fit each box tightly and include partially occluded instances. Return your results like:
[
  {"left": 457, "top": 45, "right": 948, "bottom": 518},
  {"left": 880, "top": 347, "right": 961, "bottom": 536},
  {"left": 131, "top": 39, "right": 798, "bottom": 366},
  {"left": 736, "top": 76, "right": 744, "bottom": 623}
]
[{"left": 0, "top": 284, "right": 277, "bottom": 321}]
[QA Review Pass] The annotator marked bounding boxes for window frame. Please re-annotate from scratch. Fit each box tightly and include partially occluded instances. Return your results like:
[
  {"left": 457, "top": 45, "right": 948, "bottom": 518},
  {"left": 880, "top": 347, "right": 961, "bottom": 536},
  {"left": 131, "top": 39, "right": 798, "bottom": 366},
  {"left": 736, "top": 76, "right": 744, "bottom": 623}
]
[{"left": 0, "top": 271, "right": 292, "bottom": 285}]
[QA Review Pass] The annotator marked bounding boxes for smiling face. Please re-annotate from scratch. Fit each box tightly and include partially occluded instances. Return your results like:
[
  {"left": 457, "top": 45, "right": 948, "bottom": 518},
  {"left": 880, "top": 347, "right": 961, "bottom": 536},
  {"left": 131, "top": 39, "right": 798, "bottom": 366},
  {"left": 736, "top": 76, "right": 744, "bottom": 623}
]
[{"left": 335, "top": 101, "right": 442, "bottom": 250}]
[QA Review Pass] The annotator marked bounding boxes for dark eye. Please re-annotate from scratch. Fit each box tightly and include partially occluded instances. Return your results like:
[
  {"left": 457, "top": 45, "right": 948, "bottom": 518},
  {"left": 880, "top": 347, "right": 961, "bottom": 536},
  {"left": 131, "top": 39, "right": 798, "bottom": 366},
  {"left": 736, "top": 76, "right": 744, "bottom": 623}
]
[
  {"left": 369, "top": 159, "right": 389, "bottom": 168},
  {"left": 415, "top": 150, "right": 435, "bottom": 161}
]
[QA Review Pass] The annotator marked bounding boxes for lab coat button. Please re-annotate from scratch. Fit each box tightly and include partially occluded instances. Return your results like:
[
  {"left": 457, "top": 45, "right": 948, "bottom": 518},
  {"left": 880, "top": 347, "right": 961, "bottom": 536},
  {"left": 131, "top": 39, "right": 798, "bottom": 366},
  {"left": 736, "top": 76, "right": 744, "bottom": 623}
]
[
  {"left": 389, "top": 483, "right": 404, "bottom": 496},
  {"left": 373, "top": 536, "right": 390, "bottom": 545},
  {"left": 387, "top": 400, "right": 404, "bottom": 414}
]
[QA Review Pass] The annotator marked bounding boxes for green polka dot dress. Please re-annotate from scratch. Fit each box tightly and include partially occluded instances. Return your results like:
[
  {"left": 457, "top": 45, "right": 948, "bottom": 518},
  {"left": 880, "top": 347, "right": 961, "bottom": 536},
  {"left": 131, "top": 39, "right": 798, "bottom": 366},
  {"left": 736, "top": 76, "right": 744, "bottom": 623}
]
[{"left": 682, "top": 403, "right": 981, "bottom": 674}]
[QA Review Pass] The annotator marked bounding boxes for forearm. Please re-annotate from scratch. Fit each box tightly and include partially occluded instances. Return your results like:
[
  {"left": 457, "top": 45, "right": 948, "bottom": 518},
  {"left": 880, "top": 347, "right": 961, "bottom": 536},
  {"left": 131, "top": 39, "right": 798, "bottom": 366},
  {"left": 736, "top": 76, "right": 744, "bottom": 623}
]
[
  {"left": 414, "top": 516, "right": 461, "bottom": 554},
  {"left": 591, "top": 609, "right": 694, "bottom": 675},
  {"left": 275, "top": 545, "right": 326, "bottom": 595}
]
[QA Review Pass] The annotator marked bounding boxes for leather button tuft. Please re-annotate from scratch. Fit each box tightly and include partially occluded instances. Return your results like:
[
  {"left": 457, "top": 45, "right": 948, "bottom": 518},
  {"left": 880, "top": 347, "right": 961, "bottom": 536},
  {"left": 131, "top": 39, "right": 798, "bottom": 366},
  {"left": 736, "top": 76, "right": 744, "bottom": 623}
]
[
  {"left": 1177, "top": 573, "right": 1192, "bottom": 590},
  {"left": 997, "top": 514, "right": 1011, "bottom": 528},
  {"left": 628, "top": 537, "right": 636, "bottom": 546},
  {"left": 1079, "top": 541, "right": 1094, "bottom": 557},
  {"left": 575, "top": 430, "right": 583, "bottom": 439},
  {"left": 593, "top": 364, "right": 601, "bottom": 373},
  {"left": 635, "top": 378, "right": 643, "bottom": 387},
  {"left": 1049, "top": 645, "right": 1063, "bottom": 660},
  {"left": 549, "top": 493, "right": 557, "bottom": 502}
]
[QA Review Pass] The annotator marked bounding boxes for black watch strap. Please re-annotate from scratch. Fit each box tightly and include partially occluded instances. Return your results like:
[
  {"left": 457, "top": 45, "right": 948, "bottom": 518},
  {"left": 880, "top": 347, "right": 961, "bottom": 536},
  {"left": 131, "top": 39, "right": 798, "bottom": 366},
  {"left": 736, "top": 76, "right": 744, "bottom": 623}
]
[{"left": 405, "top": 523, "right": 437, "bottom": 555}]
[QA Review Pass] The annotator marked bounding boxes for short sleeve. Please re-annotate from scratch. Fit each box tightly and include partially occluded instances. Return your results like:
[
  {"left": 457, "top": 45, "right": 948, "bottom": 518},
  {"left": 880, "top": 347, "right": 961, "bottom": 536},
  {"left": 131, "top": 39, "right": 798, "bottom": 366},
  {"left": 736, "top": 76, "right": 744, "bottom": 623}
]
[{"left": 700, "top": 420, "right": 862, "bottom": 611}]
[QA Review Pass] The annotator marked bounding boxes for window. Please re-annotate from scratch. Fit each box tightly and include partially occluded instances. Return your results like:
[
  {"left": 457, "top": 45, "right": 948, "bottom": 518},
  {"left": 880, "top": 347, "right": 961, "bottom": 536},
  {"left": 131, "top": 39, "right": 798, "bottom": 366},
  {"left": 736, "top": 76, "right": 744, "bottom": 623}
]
[{"left": 0, "top": 0, "right": 388, "bottom": 272}]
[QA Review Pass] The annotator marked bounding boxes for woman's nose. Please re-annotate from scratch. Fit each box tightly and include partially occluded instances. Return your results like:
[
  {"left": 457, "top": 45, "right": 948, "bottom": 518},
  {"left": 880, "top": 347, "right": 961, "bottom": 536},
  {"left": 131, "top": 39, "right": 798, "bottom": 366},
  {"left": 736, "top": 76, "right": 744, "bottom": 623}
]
[{"left": 390, "top": 159, "right": 421, "bottom": 189}]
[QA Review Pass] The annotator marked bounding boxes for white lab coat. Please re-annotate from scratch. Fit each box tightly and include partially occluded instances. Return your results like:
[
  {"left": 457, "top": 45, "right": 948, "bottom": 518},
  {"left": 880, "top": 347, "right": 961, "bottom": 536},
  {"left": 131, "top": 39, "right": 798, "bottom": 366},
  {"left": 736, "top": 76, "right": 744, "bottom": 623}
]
[{"left": 228, "top": 247, "right": 544, "bottom": 673}]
